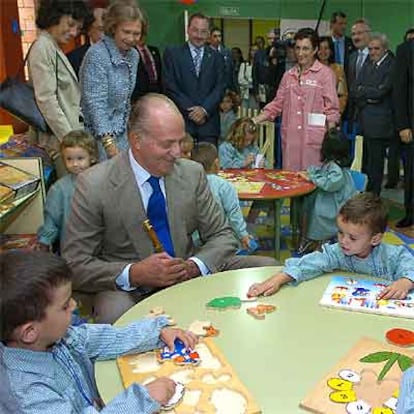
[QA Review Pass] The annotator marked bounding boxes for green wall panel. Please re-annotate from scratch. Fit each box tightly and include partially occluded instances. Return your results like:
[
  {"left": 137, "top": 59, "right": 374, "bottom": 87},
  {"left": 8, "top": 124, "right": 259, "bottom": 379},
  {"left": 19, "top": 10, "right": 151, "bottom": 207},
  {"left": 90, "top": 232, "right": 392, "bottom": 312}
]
[{"left": 139, "top": 0, "right": 413, "bottom": 52}]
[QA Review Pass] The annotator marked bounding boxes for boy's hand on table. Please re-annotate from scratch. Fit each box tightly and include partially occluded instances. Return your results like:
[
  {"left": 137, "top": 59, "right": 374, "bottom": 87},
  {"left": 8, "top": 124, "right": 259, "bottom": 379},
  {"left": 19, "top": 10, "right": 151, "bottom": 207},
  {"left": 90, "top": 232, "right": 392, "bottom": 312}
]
[
  {"left": 378, "top": 278, "right": 414, "bottom": 300},
  {"left": 129, "top": 254, "right": 188, "bottom": 288},
  {"left": 297, "top": 171, "right": 309, "bottom": 181},
  {"left": 160, "top": 327, "right": 198, "bottom": 351},
  {"left": 247, "top": 273, "right": 294, "bottom": 297},
  {"left": 145, "top": 377, "right": 176, "bottom": 405}
]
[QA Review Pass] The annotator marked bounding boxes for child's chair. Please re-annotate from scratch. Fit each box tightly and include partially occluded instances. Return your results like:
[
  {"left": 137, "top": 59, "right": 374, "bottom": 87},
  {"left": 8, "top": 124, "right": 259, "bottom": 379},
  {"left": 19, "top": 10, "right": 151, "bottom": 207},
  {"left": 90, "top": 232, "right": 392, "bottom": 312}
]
[
  {"left": 350, "top": 134, "right": 364, "bottom": 172},
  {"left": 349, "top": 169, "right": 368, "bottom": 192},
  {"left": 257, "top": 121, "right": 275, "bottom": 168}
]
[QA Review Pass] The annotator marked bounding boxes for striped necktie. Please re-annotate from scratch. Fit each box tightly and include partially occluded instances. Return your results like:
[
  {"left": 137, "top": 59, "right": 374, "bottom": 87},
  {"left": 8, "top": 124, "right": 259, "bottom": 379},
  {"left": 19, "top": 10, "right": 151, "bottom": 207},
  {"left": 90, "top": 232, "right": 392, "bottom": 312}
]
[
  {"left": 193, "top": 47, "right": 202, "bottom": 76},
  {"left": 356, "top": 50, "right": 365, "bottom": 78}
]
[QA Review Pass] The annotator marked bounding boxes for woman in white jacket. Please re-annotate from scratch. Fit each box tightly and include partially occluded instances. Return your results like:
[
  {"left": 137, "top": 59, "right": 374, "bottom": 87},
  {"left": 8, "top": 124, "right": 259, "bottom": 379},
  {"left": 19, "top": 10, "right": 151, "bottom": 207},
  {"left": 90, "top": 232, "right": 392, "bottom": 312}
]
[{"left": 238, "top": 45, "right": 259, "bottom": 110}]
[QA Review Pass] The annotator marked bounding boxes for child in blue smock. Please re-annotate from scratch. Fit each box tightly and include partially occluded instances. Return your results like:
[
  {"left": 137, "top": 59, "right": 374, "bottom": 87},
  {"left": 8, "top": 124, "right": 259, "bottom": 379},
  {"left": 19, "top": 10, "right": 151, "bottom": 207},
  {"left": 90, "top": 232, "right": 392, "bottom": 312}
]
[
  {"left": 191, "top": 142, "right": 256, "bottom": 251},
  {"left": 397, "top": 367, "right": 414, "bottom": 414},
  {"left": 247, "top": 193, "right": 414, "bottom": 299},
  {"left": 219, "top": 117, "right": 265, "bottom": 169},
  {"left": 219, "top": 91, "right": 238, "bottom": 144},
  {"left": 180, "top": 132, "right": 194, "bottom": 160},
  {"left": 298, "top": 128, "right": 357, "bottom": 254},
  {"left": 0, "top": 251, "right": 197, "bottom": 413},
  {"left": 37, "top": 130, "right": 98, "bottom": 251}
]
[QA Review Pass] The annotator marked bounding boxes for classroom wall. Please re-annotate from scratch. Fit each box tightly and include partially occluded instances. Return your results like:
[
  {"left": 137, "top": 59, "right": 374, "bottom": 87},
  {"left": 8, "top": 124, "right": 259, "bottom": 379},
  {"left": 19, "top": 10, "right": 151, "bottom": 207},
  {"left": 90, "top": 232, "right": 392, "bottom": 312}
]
[{"left": 139, "top": 0, "right": 413, "bottom": 52}]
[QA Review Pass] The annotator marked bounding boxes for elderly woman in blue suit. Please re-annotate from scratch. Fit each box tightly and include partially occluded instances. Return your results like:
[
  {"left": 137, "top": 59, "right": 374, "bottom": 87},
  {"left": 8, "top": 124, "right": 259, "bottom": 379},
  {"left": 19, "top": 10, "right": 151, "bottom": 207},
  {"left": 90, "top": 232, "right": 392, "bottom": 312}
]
[{"left": 80, "top": 1, "right": 143, "bottom": 160}]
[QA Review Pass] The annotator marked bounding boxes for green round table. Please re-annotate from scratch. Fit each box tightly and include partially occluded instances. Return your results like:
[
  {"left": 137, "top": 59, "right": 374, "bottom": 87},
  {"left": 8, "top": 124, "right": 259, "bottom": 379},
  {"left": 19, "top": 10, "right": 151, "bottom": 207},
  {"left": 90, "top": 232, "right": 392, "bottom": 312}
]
[{"left": 95, "top": 266, "right": 413, "bottom": 413}]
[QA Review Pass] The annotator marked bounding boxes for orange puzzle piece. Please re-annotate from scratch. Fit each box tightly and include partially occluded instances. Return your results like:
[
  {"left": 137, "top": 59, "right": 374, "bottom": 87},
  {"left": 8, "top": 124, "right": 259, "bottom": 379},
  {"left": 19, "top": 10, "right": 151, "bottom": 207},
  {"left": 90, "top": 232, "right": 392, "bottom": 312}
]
[{"left": 247, "top": 304, "right": 277, "bottom": 319}]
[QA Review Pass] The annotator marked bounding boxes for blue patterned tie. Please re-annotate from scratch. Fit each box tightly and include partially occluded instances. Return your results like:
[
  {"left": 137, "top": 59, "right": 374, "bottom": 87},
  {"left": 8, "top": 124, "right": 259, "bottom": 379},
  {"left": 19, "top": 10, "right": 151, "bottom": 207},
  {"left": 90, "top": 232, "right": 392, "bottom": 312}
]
[
  {"left": 147, "top": 176, "right": 175, "bottom": 256},
  {"left": 193, "top": 47, "right": 202, "bottom": 76},
  {"left": 334, "top": 40, "right": 342, "bottom": 65}
]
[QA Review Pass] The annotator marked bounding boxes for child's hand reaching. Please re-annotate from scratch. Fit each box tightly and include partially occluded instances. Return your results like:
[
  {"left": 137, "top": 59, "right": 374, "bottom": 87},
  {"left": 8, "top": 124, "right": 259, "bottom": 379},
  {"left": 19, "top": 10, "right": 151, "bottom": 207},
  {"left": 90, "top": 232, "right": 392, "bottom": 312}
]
[
  {"left": 247, "top": 273, "right": 294, "bottom": 297},
  {"left": 145, "top": 377, "right": 176, "bottom": 405},
  {"left": 377, "top": 278, "right": 414, "bottom": 300},
  {"left": 297, "top": 171, "right": 309, "bottom": 181},
  {"left": 244, "top": 153, "right": 255, "bottom": 168},
  {"left": 160, "top": 327, "right": 198, "bottom": 352}
]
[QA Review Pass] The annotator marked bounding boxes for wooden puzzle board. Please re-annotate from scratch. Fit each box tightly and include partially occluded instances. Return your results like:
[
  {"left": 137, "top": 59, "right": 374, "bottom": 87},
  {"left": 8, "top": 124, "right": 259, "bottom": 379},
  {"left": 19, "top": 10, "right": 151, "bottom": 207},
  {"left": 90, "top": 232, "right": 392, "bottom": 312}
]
[
  {"left": 319, "top": 276, "right": 414, "bottom": 319},
  {"left": 117, "top": 337, "right": 261, "bottom": 413},
  {"left": 300, "top": 337, "right": 414, "bottom": 414}
]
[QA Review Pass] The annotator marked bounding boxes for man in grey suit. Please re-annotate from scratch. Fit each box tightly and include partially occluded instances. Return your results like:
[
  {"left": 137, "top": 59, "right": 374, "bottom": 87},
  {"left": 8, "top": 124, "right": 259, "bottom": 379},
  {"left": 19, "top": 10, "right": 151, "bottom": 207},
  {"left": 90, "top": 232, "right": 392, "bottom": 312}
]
[{"left": 62, "top": 94, "right": 277, "bottom": 323}]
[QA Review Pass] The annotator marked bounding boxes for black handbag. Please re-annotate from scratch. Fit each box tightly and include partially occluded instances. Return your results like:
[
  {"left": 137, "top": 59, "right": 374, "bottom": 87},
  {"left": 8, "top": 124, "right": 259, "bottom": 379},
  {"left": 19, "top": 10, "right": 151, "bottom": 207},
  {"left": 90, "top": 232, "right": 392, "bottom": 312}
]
[{"left": 0, "top": 43, "right": 53, "bottom": 133}]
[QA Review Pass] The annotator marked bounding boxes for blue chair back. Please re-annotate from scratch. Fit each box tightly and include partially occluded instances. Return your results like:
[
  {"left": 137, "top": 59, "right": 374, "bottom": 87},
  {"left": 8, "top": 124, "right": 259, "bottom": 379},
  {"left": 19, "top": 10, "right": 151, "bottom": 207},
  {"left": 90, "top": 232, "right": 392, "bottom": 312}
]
[{"left": 349, "top": 170, "right": 368, "bottom": 192}]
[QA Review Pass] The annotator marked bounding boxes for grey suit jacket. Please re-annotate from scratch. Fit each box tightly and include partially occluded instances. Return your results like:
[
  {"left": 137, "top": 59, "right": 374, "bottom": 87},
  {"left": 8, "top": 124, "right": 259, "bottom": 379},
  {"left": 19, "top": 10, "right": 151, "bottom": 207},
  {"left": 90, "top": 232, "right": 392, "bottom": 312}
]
[
  {"left": 28, "top": 31, "right": 82, "bottom": 153},
  {"left": 62, "top": 152, "right": 237, "bottom": 292}
]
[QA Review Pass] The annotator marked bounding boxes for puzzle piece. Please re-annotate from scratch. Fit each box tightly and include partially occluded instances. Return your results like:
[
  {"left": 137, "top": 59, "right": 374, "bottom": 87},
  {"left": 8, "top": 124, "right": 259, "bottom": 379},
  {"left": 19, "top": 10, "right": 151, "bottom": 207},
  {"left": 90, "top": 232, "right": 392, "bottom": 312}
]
[
  {"left": 206, "top": 296, "right": 241, "bottom": 310},
  {"left": 188, "top": 320, "right": 219, "bottom": 337},
  {"left": 146, "top": 306, "right": 176, "bottom": 326},
  {"left": 203, "top": 325, "right": 220, "bottom": 337},
  {"left": 246, "top": 304, "right": 277, "bottom": 319},
  {"left": 161, "top": 381, "right": 185, "bottom": 411},
  {"left": 386, "top": 328, "right": 414, "bottom": 347},
  {"left": 157, "top": 338, "right": 200, "bottom": 366}
]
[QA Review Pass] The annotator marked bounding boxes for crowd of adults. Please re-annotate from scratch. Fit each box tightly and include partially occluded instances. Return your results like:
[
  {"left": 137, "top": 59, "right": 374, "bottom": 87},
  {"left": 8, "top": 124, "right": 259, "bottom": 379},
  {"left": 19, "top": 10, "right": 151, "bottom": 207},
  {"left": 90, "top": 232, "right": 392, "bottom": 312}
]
[{"left": 26, "top": 0, "right": 413, "bottom": 322}]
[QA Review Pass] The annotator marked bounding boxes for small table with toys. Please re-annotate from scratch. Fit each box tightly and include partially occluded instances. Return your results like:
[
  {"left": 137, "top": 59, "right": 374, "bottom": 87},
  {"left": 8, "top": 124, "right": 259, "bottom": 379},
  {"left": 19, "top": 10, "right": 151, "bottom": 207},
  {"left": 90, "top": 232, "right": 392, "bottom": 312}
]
[
  {"left": 95, "top": 266, "right": 414, "bottom": 413},
  {"left": 219, "top": 169, "right": 316, "bottom": 261}
]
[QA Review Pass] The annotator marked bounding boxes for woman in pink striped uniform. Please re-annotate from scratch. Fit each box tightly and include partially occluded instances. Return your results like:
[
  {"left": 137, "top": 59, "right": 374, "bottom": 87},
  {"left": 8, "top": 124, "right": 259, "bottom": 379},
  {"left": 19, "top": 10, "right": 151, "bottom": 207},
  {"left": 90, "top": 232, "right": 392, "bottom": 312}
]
[{"left": 253, "top": 28, "right": 340, "bottom": 171}]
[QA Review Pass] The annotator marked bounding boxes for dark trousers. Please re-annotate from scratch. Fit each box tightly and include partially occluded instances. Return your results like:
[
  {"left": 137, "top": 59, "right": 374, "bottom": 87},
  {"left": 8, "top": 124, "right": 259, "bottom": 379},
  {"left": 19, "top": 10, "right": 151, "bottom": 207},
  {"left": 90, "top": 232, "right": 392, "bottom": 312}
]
[
  {"left": 366, "top": 136, "right": 390, "bottom": 195},
  {"left": 386, "top": 134, "right": 402, "bottom": 185},
  {"left": 402, "top": 142, "right": 414, "bottom": 218}
]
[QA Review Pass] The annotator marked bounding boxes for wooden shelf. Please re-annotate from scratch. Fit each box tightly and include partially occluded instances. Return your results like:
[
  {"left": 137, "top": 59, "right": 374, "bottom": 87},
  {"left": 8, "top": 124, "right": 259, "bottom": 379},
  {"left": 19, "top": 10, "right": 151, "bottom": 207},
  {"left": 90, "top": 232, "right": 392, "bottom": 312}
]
[
  {"left": 0, "top": 190, "right": 39, "bottom": 233},
  {"left": 0, "top": 158, "right": 44, "bottom": 234}
]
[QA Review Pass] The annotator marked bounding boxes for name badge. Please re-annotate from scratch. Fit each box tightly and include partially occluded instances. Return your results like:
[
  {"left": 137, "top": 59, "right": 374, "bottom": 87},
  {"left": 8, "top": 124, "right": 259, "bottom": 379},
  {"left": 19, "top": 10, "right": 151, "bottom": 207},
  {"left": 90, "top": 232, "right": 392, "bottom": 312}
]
[{"left": 308, "top": 113, "right": 326, "bottom": 127}]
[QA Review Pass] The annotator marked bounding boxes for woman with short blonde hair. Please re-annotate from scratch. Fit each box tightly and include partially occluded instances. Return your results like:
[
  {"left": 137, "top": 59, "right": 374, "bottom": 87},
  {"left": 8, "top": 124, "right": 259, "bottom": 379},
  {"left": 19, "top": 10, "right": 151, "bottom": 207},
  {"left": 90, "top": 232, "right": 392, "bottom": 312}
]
[{"left": 80, "top": 0, "right": 145, "bottom": 159}]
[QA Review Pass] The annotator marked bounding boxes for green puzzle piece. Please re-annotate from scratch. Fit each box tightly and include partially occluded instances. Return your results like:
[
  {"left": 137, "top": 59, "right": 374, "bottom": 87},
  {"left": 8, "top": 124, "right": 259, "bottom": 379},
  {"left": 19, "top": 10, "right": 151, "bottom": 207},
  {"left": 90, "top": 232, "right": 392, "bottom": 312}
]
[{"left": 206, "top": 296, "right": 242, "bottom": 310}]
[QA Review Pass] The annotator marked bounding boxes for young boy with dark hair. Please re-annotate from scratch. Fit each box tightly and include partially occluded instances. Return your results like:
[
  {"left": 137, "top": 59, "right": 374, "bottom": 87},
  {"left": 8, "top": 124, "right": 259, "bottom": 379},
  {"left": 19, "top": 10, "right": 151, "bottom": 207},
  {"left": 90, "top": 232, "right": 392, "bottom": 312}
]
[
  {"left": 191, "top": 142, "right": 256, "bottom": 251},
  {"left": 0, "top": 251, "right": 196, "bottom": 413},
  {"left": 247, "top": 192, "right": 414, "bottom": 299}
]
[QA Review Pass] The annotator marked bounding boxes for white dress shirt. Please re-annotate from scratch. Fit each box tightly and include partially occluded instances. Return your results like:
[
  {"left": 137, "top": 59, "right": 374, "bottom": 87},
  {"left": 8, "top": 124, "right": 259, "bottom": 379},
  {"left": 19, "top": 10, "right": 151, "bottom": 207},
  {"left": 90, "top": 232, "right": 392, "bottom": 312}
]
[{"left": 116, "top": 150, "right": 210, "bottom": 291}]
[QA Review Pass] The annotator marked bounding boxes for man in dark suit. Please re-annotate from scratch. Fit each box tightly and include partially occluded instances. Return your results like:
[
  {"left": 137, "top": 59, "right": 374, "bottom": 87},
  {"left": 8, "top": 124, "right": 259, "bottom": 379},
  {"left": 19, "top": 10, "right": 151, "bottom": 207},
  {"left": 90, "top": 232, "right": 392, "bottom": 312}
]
[
  {"left": 354, "top": 33, "right": 395, "bottom": 196},
  {"left": 131, "top": 20, "right": 162, "bottom": 103},
  {"left": 209, "top": 26, "right": 234, "bottom": 91},
  {"left": 163, "top": 13, "right": 225, "bottom": 146},
  {"left": 66, "top": 7, "right": 105, "bottom": 77},
  {"left": 393, "top": 38, "right": 414, "bottom": 227},
  {"left": 252, "top": 28, "right": 277, "bottom": 108},
  {"left": 345, "top": 18, "right": 371, "bottom": 170},
  {"left": 330, "top": 11, "right": 355, "bottom": 74},
  {"left": 62, "top": 94, "right": 277, "bottom": 323}
]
